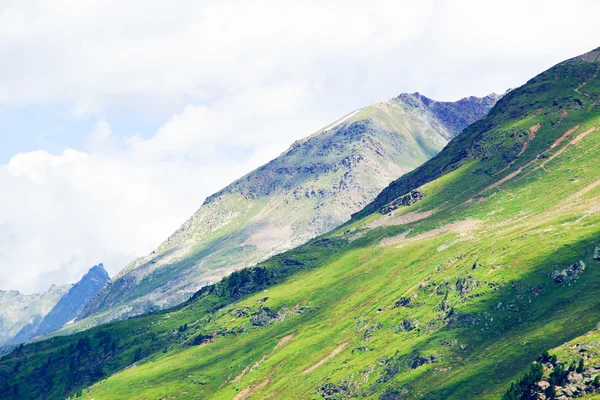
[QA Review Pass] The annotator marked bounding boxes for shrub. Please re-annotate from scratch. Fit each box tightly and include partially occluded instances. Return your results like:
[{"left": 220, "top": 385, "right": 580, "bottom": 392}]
[{"left": 576, "top": 358, "right": 584, "bottom": 373}]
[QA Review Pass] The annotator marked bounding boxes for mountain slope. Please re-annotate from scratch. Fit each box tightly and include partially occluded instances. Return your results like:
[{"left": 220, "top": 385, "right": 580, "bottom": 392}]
[
  {"left": 0, "top": 264, "right": 109, "bottom": 347},
  {"left": 32, "top": 264, "right": 109, "bottom": 337},
  {"left": 0, "top": 285, "right": 70, "bottom": 347},
  {"left": 4, "top": 48, "right": 600, "bottom": 399},
  {"left": 76, "top": 93, "right": 499, "bottom": 328}
]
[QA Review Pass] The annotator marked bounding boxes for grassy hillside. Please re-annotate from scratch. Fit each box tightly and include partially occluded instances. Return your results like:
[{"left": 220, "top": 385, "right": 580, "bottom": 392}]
[
  {"left": 73, "top": 93, "right": 498, "bottom": 330},
  {"left": 2, "top": 48, "right": 600, "bottom": 400}
]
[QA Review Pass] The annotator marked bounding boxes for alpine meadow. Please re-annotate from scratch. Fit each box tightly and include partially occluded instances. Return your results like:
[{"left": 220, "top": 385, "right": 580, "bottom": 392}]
[{"left": 2, "top": 42, "right": 600, "bottom": 399}]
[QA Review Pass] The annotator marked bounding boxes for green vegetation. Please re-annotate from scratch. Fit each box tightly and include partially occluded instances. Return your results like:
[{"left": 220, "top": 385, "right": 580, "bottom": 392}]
[{"left": 1, "top": 48, "right": 600, "bottom": 399}]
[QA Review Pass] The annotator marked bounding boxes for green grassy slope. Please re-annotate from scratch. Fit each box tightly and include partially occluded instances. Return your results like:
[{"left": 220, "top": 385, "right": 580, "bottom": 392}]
[{"left": 1, "top": 48, "right": 600, "bottom": 400}]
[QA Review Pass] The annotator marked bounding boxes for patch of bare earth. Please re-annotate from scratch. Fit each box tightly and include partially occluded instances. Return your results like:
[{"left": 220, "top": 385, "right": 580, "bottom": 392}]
[
  {"left": 550, "top": 125, "right": 581, "bottom": 149},
  {"left": 366, "top": 210, "right": 435, "bottom": 229},
  {"left": 233, "top": 355, "right": 268, "bottom": 383},
  {"left": 233, "top": 373, "right": 272, "bottom": 400},
  {"left": 301, "top": 341, "right": 350, "bottom": 375},
  {"left": 557, "top": 177, "right": 600, "bottom": 210},
  {"left": 275, "top": 333, "right": 295, "bottom": 350},
  {"left": 380, "top": 219, "right": 481, "bottom": 246},
  {"left": 487, "top": 265, "right": 502, "bottom": 276},
  {"left": 540, "top": 127, "right": 597, "bottom": 169}
]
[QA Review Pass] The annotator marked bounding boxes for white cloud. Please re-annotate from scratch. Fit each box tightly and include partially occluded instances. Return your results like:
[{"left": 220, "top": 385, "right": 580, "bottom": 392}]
[
  {"left": 1, "top": 0, "right": 600, "bottom": 292},
  {"left": 0, "top": 83, "right": 326, "bottom": 293}
]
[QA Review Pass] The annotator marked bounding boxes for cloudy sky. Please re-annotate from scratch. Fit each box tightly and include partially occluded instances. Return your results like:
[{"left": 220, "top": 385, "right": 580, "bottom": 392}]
[{"left": 1, "top": 0, "right": 600, "bottom": 293}]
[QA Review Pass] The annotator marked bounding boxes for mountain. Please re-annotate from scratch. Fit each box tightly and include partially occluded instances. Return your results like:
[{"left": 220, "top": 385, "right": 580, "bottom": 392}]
[
  {"left": 75, "top": 92, "right": 500, "bottom": 328},
  {"left": 0, "top": 264, "right": 109, "bottom": 347},
  {"left": 30, "top": 264, "right": 109, "bottom": 337},
  {"left": 5, "top": 46, "right": 600, "bottom": 399},
  {"left": 0, "top": 285, "right": 70, "bottom": 347}
]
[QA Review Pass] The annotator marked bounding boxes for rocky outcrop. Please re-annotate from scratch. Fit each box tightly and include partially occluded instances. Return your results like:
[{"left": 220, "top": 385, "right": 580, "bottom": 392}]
[
  {"left": 380, "top": 189, "right": 425, "bottom": 214},
  {"left": 550, "top": 261, "right": 586, "bottom": 285},
  {"left": 505, "top": 355, "right": 600, "bottom": 399}
]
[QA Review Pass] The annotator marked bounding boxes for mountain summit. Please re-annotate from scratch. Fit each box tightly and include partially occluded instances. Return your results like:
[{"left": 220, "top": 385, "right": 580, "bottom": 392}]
[{"left": 76, "top": 92, "right": 499, "bottom": 327}]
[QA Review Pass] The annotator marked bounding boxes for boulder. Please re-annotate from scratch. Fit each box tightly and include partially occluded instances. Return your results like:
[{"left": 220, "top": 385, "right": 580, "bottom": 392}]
[{"left": 537, "top": 380, "right": 550, "bottom": 390}]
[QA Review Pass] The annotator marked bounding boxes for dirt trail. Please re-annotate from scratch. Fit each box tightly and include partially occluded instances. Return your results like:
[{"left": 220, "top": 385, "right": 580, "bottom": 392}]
[
  {"left": 275, "top": 333, "right": 295, "bottom": 350},
  {"left": 540, "top": 127, "right": 597, "bottom": 169},
  {"left": 493, "top": 123, "right": 541, "bottom": 177},
  {"left": 301, "top": 342, "right": 350, "bottom": 375},
  {"left": 550, "top": 125, "right": 581, "bottom": 149},
  {"left": 232, "top": 333, "right": 295, "bottom": 386},
  {"left": 233, "top": 373, "right": 272, "bottom": 400},
  {"left": 556, "top": 177, "right": 600, "bottom": 210},
  {"left": 471, "top": 125, "right": 592, "bottom": 201},
  {"left": 574, "top": 67, "right": 599, "bottom": 97}
]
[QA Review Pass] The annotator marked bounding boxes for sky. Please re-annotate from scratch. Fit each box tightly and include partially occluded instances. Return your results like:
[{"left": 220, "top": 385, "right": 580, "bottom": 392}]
[{"left": 1, "top": 0, "right": 600, "bottom": 293}]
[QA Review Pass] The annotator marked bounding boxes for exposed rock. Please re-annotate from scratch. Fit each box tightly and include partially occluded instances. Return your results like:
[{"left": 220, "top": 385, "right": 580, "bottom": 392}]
[
  {"left": 594, "top": 246, "right": 600, "bottom": 261},
  {"left": 550, "top": 261, "right": 586, "bottom": 285},
  {"left": 394, "top": 319, "right": 419, "bottom": 333},
  {"left": 394, "top": 294, "right": 417, "bottom": 308},
  {"left": 380, "top": 190, "right": 425, "bottom": 214},
  {"left": 455, "top": 275, "right": 478, "bottom": 296}
]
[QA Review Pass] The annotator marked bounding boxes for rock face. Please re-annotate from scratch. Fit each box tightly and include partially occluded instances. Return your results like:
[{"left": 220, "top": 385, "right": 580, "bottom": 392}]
[
  {"left": 0, "top": 264, "right": 109, "bottom": 346},
  {"left": 31, "top": 264, "right": 109, "bottom": 337},
  {"left": 76, "top": 93, "right": 500, "bottom": 328},
  {"left": 0, "top": 285, "right": 70, "bottom": 347}
]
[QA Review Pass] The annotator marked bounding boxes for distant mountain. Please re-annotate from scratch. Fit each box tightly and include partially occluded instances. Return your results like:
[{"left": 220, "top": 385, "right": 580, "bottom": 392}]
[
  {"left": 76, "top": 92, "right": 500, "bottom": 328},
  {"left": 28, "top": 264, "right": 109, "bottom": 337},
  {"left": 0, "top": 264, "right": 109, "bottom": 346},
  {"left": 0, "top": 285, "right": 70, "bottom": 347}
]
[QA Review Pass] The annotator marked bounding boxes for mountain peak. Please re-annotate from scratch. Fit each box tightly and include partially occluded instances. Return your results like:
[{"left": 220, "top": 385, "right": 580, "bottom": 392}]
[
  {"left": 28, "top": 264, "right": 110, "bottom": 338},
  {"left": 88, "top": 263, "right": 109, "bottom": 278}
]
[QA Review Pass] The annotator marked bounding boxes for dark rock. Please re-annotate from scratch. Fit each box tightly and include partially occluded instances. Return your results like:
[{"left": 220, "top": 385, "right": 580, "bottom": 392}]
[
  {"left": 550, "top": 261, "right": 586, "bottom": 285},
  {"left": 394, "top": 319, "right": 419, "bottom": 333},
  {"left": 394, "top": 294, "right": 417, "bottom": 308},
  {"left": 410, "top": 355, "right": 439, "bottom": 369},
  {"left": 380, "top": 190, "right": 425, "bottom": 214}
]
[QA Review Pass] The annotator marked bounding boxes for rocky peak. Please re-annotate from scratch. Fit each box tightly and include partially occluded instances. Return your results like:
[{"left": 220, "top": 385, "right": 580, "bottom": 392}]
[
  {"left": 395, "top": 92, "right": 502, "bottom": 139},
  {"left": 85, "top": 263, "right": 110, "bottom": 284}
]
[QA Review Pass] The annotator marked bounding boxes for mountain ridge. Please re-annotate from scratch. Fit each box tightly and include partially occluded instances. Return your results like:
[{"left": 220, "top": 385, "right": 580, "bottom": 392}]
[
  {"left": 0, "top": 264, "right": 109, "bottom": 347},
  {"left": 74, "top": 91, "right": 500, "bottom": 329}
]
